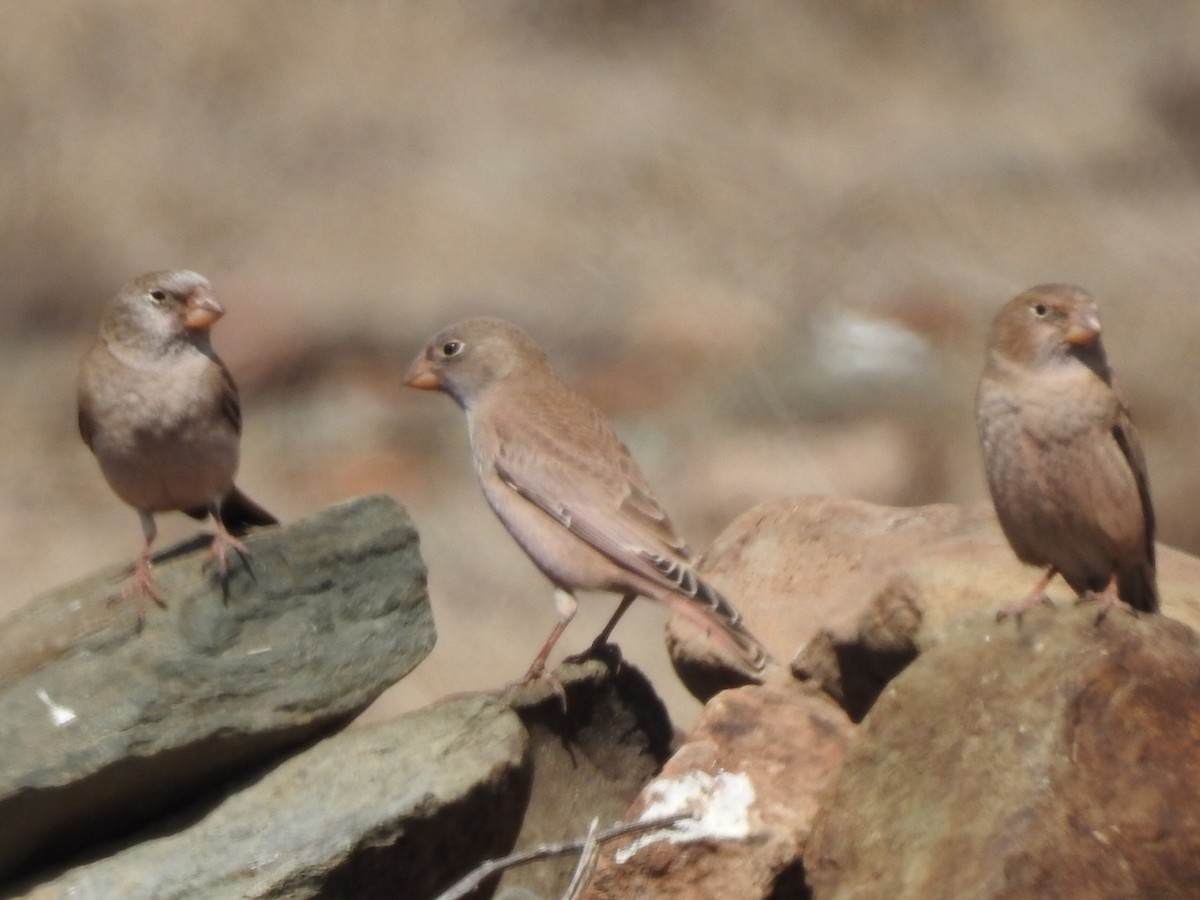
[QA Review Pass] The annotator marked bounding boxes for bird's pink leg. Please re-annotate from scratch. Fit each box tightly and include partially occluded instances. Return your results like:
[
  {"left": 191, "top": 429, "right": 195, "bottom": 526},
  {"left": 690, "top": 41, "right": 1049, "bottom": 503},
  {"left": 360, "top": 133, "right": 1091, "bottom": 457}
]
[
  {"left": 997, "top": 566, "right": 1058, "bottom": 622},
  {"left": 1078, "top": 572, "right": 1135, "bottom": 622},
  {"left": 514, "top": 588, "right": 578, "bottom": 706},
  {"left": 112, "top": 511, "right": 167, "bottom": 624},
  {"left": 206, "top": 503, "right": 250, "bottom": 577},
  {"left": 561, "top": 592, "right": 636, "bottom": 671}
]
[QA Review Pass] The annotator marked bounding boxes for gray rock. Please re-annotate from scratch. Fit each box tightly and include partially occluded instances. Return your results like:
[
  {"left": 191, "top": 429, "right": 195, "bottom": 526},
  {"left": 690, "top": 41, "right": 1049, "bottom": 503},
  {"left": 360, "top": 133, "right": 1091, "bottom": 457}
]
[
  {"left": 15, "top": 695, "right": 528, "bottom": 900},
  {"left": 0, "top": 494, "right": 434, "bottom": 882},
  {"left": 806, "top": 604, "right": 1200, "bottom": 899}
]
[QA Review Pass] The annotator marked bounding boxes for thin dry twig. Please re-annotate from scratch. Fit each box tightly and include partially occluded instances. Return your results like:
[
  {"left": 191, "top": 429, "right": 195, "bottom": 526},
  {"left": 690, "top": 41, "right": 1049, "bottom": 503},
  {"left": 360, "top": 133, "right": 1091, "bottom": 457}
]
[
  {"left": 561, "top": 817, "right": 601, "bottom": 900},
  {"left": 432, "top": 812, "right": 690, "bottom": 900}
]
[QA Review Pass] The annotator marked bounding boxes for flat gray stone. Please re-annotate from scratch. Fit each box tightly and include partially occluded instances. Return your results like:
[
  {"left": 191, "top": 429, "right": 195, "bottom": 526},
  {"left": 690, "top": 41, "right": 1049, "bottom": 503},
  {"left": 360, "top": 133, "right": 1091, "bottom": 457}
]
[
  {"left": 0, "top": 494, "right": 434, "bottom": 882},
  {"left": 15, "top": 695, "right": 528, "bottom": 899}
]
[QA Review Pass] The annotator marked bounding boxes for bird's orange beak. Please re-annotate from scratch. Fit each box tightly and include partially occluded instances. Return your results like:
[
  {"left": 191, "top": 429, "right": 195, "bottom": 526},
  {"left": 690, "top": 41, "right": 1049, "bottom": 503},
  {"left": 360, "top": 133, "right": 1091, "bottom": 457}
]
[
  {"left": 1064, "top": 311, "right": 1102, "bottom": 347},
  {"left": 184, "top": 288, "right": 225, "bottom": 330},
  {"left": 404, "top": 355, "right": 441, "bottom": 390}
]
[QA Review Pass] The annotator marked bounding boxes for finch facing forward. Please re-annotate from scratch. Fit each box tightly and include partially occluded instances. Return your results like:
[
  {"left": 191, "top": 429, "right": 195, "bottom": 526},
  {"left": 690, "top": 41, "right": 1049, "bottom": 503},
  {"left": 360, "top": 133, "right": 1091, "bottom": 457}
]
[
  {"left": 976, "top": 284, "right": 1157, "bottom": 619},
  {"left": 78, "top": 270, "right": 277, "bottom": 619}
]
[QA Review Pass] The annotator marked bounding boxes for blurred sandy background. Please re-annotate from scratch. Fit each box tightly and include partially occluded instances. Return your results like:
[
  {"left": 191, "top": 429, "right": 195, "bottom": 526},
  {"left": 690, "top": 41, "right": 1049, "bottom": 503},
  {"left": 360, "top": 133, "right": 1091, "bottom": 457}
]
[{"left": 5, "top": 1, "right": 1200, "bottom": 727}]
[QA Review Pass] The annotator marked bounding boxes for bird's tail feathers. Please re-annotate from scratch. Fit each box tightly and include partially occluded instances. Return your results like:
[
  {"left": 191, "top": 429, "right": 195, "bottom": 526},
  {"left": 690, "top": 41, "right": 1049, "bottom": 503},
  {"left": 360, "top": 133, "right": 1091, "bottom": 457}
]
[
  {"left": 686, "top": 577, "right": 773, "bottom": 672},
  {"left": 219, "top": 487, "right": 279, "bottom": 535},
  {"left": 1119, "top": 563, "right": 1159, "bottom": 614}
]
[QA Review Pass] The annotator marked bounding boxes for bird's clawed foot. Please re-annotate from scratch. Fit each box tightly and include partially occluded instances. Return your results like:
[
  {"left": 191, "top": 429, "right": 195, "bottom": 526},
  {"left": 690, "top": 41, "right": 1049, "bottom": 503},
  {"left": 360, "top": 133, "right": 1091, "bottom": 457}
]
[
  {"left": 110, "top": 555, "right": 168, "bottom": 628},
  {"left": 1077, "top": 577, "right": 1136, "bottom": 624},
  {"left": 205, "top": 529, "right": 251, "bottom": 579},
  {"left": 995, "top": 591, "right": 1055, "bottom": 624},
  {"left": 565, "top": 638, "right": 624, "bottom": 673},
  {"left": 508, "top": 658, "right": 568, "bottom": 712},
  {"left": 996, "top": 566, "right": 1058, "bottom": 623}
]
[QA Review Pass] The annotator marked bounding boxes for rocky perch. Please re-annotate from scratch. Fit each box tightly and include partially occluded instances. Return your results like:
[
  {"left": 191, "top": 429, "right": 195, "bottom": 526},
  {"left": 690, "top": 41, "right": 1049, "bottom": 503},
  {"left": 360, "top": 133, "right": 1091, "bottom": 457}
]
[{"left": 2, "top": 494, "right": 1200, "bottom": 899}]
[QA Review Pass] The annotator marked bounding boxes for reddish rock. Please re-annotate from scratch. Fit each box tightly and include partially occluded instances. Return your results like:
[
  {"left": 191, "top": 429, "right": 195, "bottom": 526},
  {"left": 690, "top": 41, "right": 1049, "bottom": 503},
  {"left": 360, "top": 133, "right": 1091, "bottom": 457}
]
[
  {"left": 807, "top": 604, "right": 1200, "bottom": 900},
  {"left": 581, "top": 683, "right": 853, "bottom": 899},
  {"left": 680, "top": 496, "right": 1200, "bottom": 717}
]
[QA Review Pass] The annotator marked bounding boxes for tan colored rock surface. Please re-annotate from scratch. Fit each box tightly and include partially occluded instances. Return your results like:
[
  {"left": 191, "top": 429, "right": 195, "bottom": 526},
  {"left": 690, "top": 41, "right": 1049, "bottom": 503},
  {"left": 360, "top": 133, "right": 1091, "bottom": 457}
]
[
  {"left": 685, "top": 495, "right": 1200, "bottom": 717},
  {"left": 806, "top": 604, "right": 1200, "bottom": 900},
  {"left": 581, "top": 683, "right": 854, "bottom": 900}
]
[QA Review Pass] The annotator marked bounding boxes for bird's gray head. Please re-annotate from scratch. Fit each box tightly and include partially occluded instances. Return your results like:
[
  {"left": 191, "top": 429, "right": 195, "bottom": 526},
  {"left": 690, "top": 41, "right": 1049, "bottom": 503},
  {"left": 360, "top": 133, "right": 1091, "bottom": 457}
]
[
  {"left": 404, "top": 316, "right": 550, "bottom": 410},
  {"left": 101, "top": 270, "right": 224, "bottom": 358}
]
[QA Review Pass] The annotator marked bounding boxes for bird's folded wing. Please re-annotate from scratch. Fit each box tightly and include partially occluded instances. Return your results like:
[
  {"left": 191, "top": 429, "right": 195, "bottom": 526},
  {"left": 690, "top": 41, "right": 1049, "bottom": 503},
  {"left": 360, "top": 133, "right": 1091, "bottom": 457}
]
[
  {"left": 492, "top": 422, "right": 703, "bottom": 602},
  {"left": 211, "top": 357, "right": 242, "bottom": 435},
  {"left": 1110, "top": 397, "right": 1155, "bottom": 566},
  {"left": 491, "top": 413, "right": 769, "bottom": 667}
]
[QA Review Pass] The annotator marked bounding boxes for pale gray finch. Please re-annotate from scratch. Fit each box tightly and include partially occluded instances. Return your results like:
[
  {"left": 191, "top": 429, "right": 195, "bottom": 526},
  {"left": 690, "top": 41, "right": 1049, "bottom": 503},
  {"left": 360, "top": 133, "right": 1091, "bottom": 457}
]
[
  {"left": 977, "top": 284, "right": 1158, "bottom": 618},
  {"left": 405, "top": 316, "right": 770, "bottom": 682},
  {"left": 78, "top": 270, "right": 277, "bottom": 617}
]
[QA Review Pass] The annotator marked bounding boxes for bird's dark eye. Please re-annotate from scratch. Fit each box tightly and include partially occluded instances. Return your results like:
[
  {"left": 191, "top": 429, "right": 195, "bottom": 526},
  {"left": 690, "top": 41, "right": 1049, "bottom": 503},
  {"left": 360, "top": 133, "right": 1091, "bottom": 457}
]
[
  {"left": 149, "top": 289, "right": 167, "bottom": 303},
  {"left": 441, "top": 340, "right": 464, "bottom": 357},
  {"left": 1032, "top": 303, "right": 1048, "bottom": 317}
]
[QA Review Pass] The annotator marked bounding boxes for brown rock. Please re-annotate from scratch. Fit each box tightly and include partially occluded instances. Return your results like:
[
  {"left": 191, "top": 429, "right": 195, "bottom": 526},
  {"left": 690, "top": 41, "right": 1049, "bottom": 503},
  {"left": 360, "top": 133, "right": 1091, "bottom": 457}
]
[
  {"left": 581, "top": 683, "right": 854, "bottom": 900},
  {"left": 806, "top": 604, "right": 1200, "bottom": 900},
  {"left": 686, "top": 496, "right": 1200, "bottom": 718},
  {"left": 662, "top": 617, "right": 766, "bottom": 703}
]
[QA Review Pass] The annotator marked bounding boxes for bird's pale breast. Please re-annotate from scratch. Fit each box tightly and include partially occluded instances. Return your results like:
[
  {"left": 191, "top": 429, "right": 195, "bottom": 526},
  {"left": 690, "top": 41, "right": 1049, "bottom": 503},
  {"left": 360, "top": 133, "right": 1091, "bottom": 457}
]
[
  {"left": 81, "top": 348, "right": 238, "bottom": 512},
  {"left": 978, "top": 366, "right": 1143, "bottom": 583}
]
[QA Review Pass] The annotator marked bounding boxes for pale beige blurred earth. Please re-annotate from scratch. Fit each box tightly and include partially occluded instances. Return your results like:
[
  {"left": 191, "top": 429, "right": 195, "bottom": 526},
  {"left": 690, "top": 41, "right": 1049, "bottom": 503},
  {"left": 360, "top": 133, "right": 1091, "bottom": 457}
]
[{"left": 5, "top": 1, "right": 1200, "bottom": 727}]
